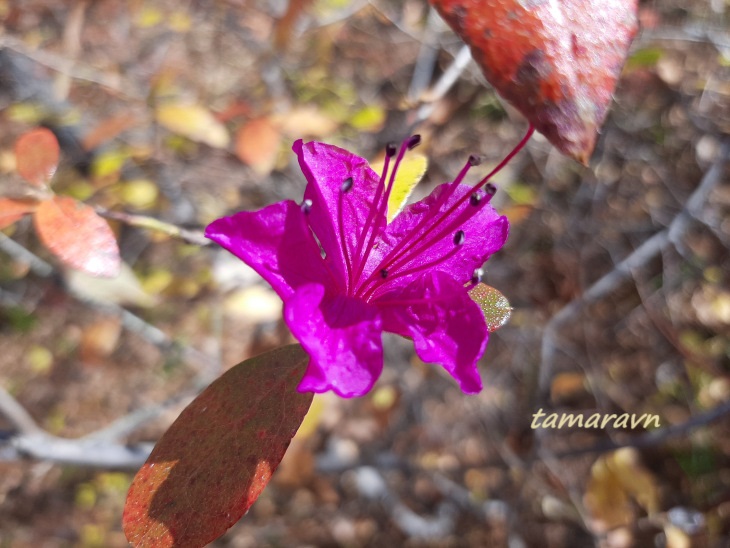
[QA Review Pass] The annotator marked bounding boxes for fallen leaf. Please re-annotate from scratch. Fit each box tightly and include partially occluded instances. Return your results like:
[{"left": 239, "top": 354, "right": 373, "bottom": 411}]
[
  {"left": 83, "top": 113, "right": 143, "bottom": 150},
  {"left": 0, "top": 198, "right": 39, "bottom": 229},
  {"left": 156, "top": 103, "right": 230, "bottom": 148},
  {"left": 123, "top": 344, "right": 313, "bottom": 548},
  {"left": 430, "top": 0, "right": 639, "bottom": 163},
  {"left": 235, "top": 117, "right": 282, "bottom": 175},
  {"left": 80, "top": 317, "right": 123, "bottom": 363},
  {"left": 584, "top": 448, "right": 660, "bottom": 533},
  {"left": 66, "top": 262, "right": 157, "bottom": 307},
  {"left": 34, "top": 196, "right": 121, "bottom": 277},
  {"left": 14, "top": 127, "right": 60, "bottom": 186},
  {"left": 272, "top": 106, "right": 339, "bottom": 138}
]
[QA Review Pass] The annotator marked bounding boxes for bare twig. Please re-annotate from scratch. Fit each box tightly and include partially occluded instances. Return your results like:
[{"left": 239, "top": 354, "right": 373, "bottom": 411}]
[
  {"left": 0, "top": 385, "right": 41, "bottom": 435},
  {"left": 406, "top": 8, "right": 442, "bottom": 103},
  {"left": 550, "top": 399, "right": 730, "bottom": 458},
  {"left": 538, "top": 140, "right": 729, "bottom": 406},
  {"left": 94, "top": 207, "right": 210, "bottom": 247},
  {"left": 538, "top": 228, "right": 669, "bottom": 404},
  {"left": 408, "top": 45, "right": 472, "bottom": 133},
  {"left": 5, "top": 432, "right": 152, "bottom": 469},
  {"left": 0, "top": 233, "right": 54, "bottom": 277}
]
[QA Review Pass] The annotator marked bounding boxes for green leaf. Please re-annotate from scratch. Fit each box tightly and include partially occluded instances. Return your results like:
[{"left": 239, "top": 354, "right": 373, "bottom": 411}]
[
  {"left": 123, "top": 344, "right": 313, "bottom": 548},
  {"left": 468, "top": 283, "right": 512, "bottom": 332}
]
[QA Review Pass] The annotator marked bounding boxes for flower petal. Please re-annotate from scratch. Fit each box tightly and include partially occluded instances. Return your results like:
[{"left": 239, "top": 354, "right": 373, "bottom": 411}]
[
  {"left": 376, "top": 271, "right": 488, "bottom": 394},
  {"left": 284, "top": 283, "right": 383, "bottom": 398},
  {"left": 364, "top": 183, "right": 508, "bottom": 294},
  {"left": 205, "top": 200, "right": 334, "bottom": 300},
  {"left": 293, "top": 140, "right": 385, "bottom": 292}
]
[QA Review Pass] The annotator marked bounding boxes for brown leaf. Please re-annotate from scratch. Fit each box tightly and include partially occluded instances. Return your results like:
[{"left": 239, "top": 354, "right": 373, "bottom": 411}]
[
  {"left": 34, "top": 196, "right": 121, "bottom": 277},
  {"left": 430, "top": 0, "right": 639, "bottom": 164},
  {"left": 235, "top": 117, "right": 282, "bottom": 175},
  {"left": 123, "top": 344, "right": 313, "bottom": 548},
  {"left": 0, "top": 198, "right": 39, "bottom": 229},
  {"left": 14, "top": 127, "right": 60, "bottom": 186}
]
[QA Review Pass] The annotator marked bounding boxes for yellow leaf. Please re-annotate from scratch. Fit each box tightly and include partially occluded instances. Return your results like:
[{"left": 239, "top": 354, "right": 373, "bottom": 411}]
[
  {"left": 370, "top": 153, "right": 428, "bottom": 223},
  {"left": 349, "top": 105, "right": 386, "bottom": 131},
  {"left": 136, "top": 5, "right": 164, "bottom": 28},
  {"left": 585, "top": 448, "right": 660, "bottom": 533},
  {"left": 120, "top": 179, "right": 159, "bottom": 209},
  {"left": 156, "top": 103, "right": 230, "bottom": 148}
]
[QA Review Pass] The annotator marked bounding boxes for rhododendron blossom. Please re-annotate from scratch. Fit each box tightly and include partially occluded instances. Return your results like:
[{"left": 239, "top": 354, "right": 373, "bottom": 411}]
[{"left": 206, "top": 130, "right": 533, "bottom": 398}]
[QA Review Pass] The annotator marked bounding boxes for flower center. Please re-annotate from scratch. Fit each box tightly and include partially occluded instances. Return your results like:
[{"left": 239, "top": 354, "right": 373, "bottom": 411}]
[{"left": 334, "top": 126, "right": 534, "bottom": 301}]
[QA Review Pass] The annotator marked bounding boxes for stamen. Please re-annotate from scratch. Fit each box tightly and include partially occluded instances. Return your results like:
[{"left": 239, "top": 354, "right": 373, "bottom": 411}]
[
  {"left": 356, "top": 125, "right": 535, "bottom": 299},
  {"left": 407, "top": 134, "right": 421, "bottom": 150},
  {"left": 337, "top": 188, "right": 354, "bottom": 293},
  {"left": 386, "top": 142, "right": 397, "bottom": 157},
  {"left": 471, "top": 268, "right": 484, "bottom": 284},
  {"left": 301, "top": 199, "right": 312, "bottom": 214},
  {"left": 355, "top": 136, "right": 418, "bottom": 283},
  {"left": 341, "top": 177, "right": 354, "bottom": 193},
  {"left": 468, "top": 154, "right": 482, "bottom": 166},
  {"left": 453, "top": 230, "right": 465, "bottom": 246},
  {"left": 380, "top": 269, "right": 388, "bottom": 279}
]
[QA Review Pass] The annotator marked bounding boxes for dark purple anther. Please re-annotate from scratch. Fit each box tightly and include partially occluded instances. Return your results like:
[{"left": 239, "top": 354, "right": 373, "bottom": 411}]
[
  {"left": 471, "top": 268, "right": 484, "bottom": 284},
  {"left": 380, "top": 269, "right": 388, "bottom": 279},
  {"left": 407, "top": 135, "right": 422, "bottom": 150},
  {"left": 484, "top": 183, "right": 497, "bottom": 196},
  {"left": 386, "top": 143, "right": 397, "bottom": 157},
  {"left": 468, "top": 155, "right": 482, "bottom": 166},
  {"left": 453, "top": 230, "right": 465, "bottom": 246},
  {"left": 341, "top": 177, "right": 354, "bottom": 193},
  {"left": 470, "top": 192, "right": 482, "bottom": 206},
  {"left": 301, "top": 199, "right": 313, "bottom": 214}
]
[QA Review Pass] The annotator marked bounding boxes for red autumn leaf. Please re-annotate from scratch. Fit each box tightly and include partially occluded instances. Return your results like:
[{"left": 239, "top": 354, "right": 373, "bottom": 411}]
[
  {"left": 0, "top": 198, "right": 39, "bottom": 229},
  {"left": 33, "top": 196, "right": 121, "bottom": 277},
  {"left": 430, "top": 0, "right": 639, "bottom": 164},
  {"left": 14, "top": 127, "right": 61, "bottom": 187},
  {"left": 123, "top": 344, "right": 313, "bottom": 548}
]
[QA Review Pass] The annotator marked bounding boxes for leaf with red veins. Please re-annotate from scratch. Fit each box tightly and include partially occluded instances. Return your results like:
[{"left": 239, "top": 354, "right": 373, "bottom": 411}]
[
  {"left": 33, "top": 196, "right": 121, "bottom": 277},
  {"left": 123, "top": 344, "right": 313, "bottom": 548},
  {"left": 15, "top": 128, "right": 61, "bottom": 187},
  {"left": 0, "top": 198, "right": 39, "bottom": 229},
  {"left": 430, "top": 0, "right": 639, "bottom": 164}
]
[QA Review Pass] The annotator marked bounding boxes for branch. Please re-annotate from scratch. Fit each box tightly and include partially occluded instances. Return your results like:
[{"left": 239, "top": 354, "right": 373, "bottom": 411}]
[
  {"left": 550, "top": 399, "right": 730, "bottom": 458},
  {"left": 94, "top": 207, "right": 210, "bottom": 247},
  {"left": 3, "top": 432, "right": 152, "bottom": 469},
  {"left": 538, "top": 141, "right": 729, "bottom": 406}
]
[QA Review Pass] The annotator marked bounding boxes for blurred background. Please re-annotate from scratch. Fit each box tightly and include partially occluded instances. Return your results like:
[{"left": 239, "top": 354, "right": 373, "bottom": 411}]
[{"left": 0, "top": 0, "right": 729, "bottom": 546}]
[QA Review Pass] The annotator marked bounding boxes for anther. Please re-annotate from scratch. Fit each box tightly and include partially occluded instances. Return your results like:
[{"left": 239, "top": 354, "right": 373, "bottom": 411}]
[
  {"left": 469, "top": 192, "right": 482, "bottom": 206},
  {"left": 341, "top": 177, "right": 354, "bottom": 193},
  {"left": 407, "top": 135, "right": 421, "bottom": 150},
  {"left": 453, "top": 230, "right": 465, "bottom": 246},
  {"left": 301, "top": 199, "right": 312, "bottom": 214},
  {"left": 471, "top": 268, "right": 484, "bottom": 284},
  {"left": 468, "top": 154, "right": 482, "bottom": 166},
  {"left": 385, "top": 143, "right": 397, "bottom": 157},
  {"left": 484, "top": 183, "right": 497, "bottom": 196},
  {"left": 380, "top": 269, "right": 388, "bottom": 279}
]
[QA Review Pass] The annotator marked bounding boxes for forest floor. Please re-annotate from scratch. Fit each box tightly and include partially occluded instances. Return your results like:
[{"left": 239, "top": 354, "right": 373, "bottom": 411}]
[{"left": 0, "top": 0, "right": 729, "bottom": 546}]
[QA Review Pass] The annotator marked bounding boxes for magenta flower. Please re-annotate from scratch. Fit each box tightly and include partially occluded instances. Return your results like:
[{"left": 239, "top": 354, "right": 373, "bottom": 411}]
[{"left": 206, "top": 131, "right": 532, "bottom": 398}]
